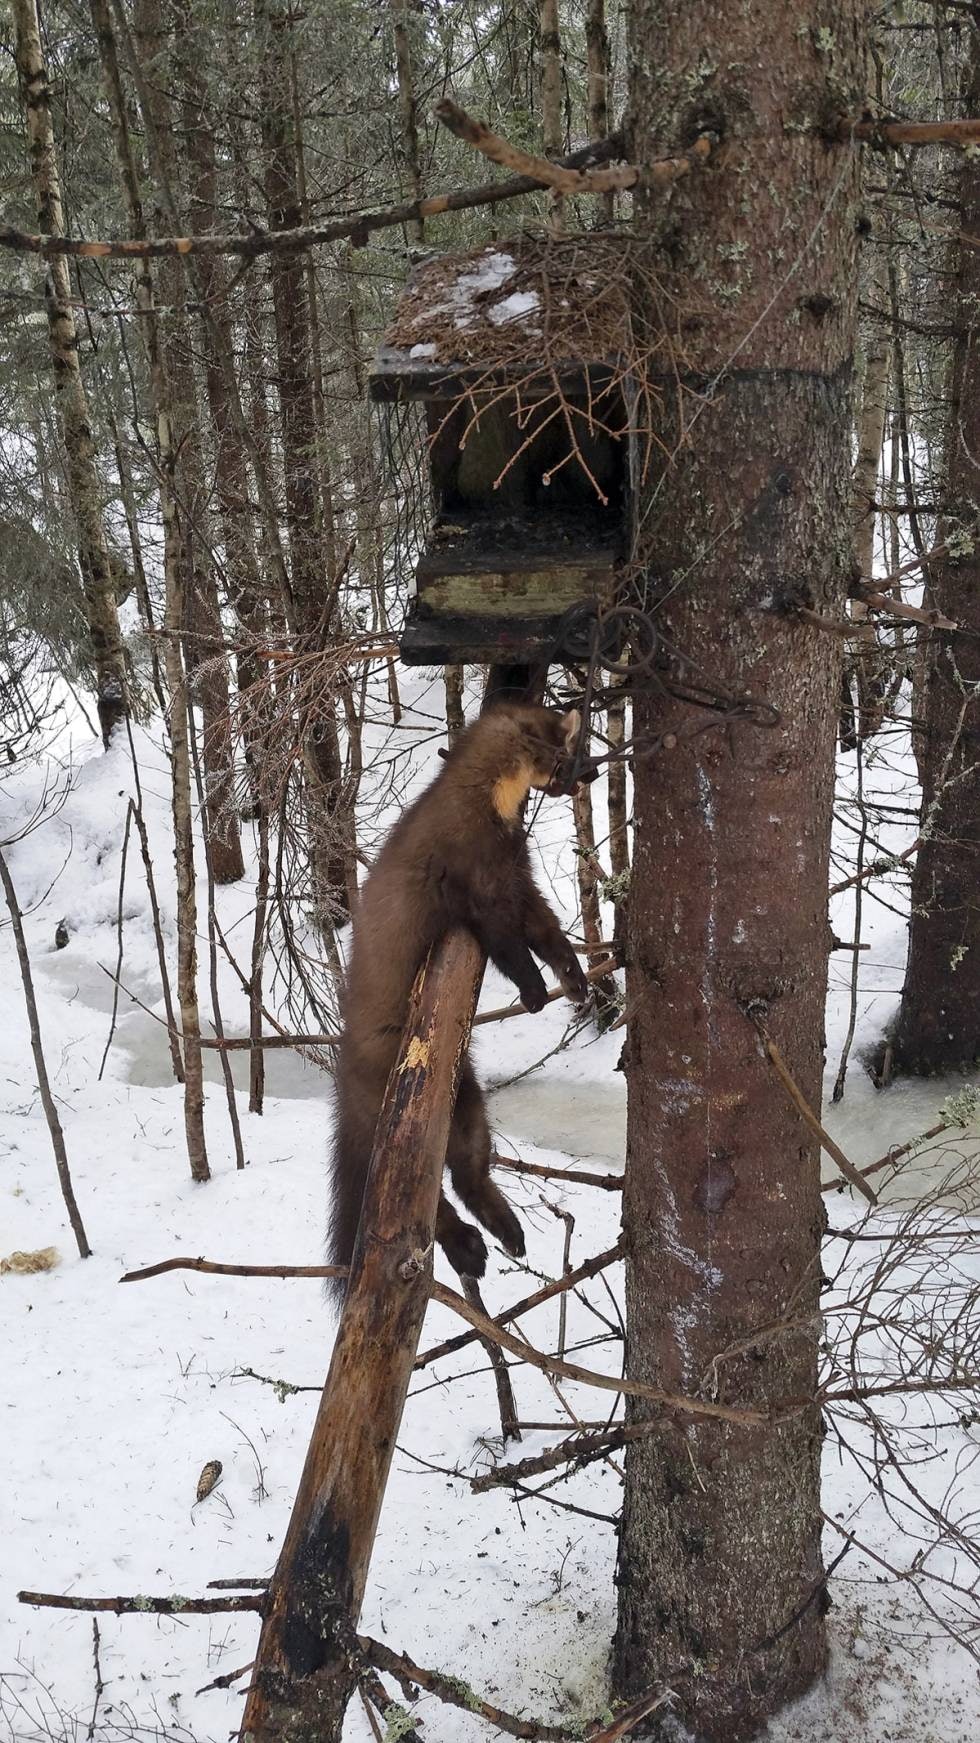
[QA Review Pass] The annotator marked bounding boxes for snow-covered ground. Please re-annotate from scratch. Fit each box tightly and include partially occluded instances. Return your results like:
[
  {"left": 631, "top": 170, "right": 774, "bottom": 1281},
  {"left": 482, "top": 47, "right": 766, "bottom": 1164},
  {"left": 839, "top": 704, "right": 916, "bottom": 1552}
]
[{"left": 3, "top": 683, "right": 980, "bottom": 1743}]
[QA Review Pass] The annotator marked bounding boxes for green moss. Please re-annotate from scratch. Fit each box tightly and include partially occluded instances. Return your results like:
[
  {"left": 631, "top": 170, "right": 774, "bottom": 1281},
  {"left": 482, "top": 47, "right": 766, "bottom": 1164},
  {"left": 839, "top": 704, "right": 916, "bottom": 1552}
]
[{"left": 383, "top": 1702, "right": 418, "bottom": 1743}]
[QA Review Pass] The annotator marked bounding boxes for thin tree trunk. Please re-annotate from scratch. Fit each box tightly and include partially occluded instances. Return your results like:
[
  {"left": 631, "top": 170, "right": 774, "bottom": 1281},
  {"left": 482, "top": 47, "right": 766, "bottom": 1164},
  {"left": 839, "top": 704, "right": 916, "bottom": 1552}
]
[
  {"left": 391, "top": 0, "right": 424, "bottom": 245},
  {"left": 445, "top": 665, "right": 466, "bottom": 743},
  {"left": 0, "top": 844, "right": 92, "bottom": 1258},
  {"left": 538, "top": 0, "right": 563, "bottom": 228},
  {"left": 606, "top": 683, "right": 629, "bottom": 952},
  {"left": 12, "top": 0, "right": 128, "bottom": 747},
  {"left": 95, "top": 0, "right": 210, "bottom": 1182},
  {"left": 892, "top": 24, "right": 980, "bottom": 1075},
  {"left": 586, "top": 0, "right": 614, "bottom": 223},
  {"left": 614, "top": 2, "right": 863, "bottom": 1737},
  {"left": 106, "top": 406, "right": 167, "bottom": 716},
  {"left": 847, "top": 239, "right": 891, "bottom": 741},
  {"left": 257, "top": 0, "right": 354, "bottom": 930},
  {"left": 249, "top": 806, "right": 271, "bottom": 1114},
  {"left": 135, "top": 0, "right": 245, "bottom": 888},
  {"left": 188, "top": 703, "right": 246, "bottom": 1168},
  {"left": 125, "top": 718, "right": 185, "bottom": 1085},
  {"left": 572, "top": 782, "right": 617, "bottom": 1013}
]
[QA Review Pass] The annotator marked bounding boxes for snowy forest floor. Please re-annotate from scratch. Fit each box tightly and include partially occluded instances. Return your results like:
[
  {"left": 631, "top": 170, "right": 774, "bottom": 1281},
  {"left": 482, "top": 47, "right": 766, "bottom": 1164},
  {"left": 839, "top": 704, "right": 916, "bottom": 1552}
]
[{"left": 3, "top": 683, "right": 980, "bottom": 1743}]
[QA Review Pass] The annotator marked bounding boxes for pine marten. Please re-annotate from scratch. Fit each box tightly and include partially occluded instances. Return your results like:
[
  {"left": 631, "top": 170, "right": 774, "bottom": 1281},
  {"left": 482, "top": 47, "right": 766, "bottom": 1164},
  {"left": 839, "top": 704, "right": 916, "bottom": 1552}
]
[{"left": 329, "top": 702, "right": 590, "bottom": 1288}]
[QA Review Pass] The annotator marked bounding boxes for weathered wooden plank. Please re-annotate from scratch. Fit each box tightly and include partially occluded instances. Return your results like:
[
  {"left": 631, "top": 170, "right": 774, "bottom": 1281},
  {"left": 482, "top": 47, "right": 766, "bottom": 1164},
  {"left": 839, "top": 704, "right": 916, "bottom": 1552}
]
[
  {"left": 399, "top": 609, "right": 569, "bottom": 665},
  {"left": 417, "top": 563, "right": 616, "bottom": 617},
  {"left": 239, "top": 929, "right": 485, "bottom": 1743},
  {"left": 368, "top": 347, "right": 618, "bottom": 402}
]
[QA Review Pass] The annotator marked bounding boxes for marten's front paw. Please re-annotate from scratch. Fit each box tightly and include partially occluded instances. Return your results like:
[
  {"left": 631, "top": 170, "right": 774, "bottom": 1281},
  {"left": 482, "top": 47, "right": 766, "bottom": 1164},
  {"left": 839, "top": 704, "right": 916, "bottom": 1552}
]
[{"left": 520, "top": 971, "right": 549, "bottom": 1013}]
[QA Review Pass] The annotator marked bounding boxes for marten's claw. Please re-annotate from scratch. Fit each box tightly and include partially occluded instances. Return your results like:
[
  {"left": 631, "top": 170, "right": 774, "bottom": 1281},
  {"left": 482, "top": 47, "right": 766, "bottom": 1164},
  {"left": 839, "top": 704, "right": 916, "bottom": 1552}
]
[{"left": 444, "top": 1222, "right": 489, "bottom": 1280}]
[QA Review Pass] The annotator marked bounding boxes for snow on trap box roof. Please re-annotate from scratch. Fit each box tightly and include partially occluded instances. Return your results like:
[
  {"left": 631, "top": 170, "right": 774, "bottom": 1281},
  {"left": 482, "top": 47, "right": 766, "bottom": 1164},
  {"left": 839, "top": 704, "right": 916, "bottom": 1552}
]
[{"left": 369, "top": 237, "right": 631, "bottom": 399}]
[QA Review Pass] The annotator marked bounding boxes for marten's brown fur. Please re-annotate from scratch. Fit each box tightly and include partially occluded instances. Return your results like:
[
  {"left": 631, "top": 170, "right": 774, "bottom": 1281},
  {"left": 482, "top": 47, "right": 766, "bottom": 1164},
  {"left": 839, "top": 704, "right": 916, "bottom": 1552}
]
[{"left": 329, "top": 702, "right": 589, "bottom": 1288}]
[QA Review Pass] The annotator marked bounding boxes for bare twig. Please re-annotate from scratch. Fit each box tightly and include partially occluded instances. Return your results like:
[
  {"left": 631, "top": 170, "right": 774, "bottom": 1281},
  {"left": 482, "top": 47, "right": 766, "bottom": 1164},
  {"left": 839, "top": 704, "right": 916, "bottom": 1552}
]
[
  {"left": 120, "top": 1256, "right": 348, "bottom": 1283},
  {"left": 492, "top": 1152, "right": 622, "bottom": 1190},
  {"left": 462, "top": 1275, "right": 522, "bottom": 1442},
  {"left": 820, "top": 1119, "right": 949, "bottom": 1195},
  {"left": 415, "top": 1239, "right": 624, "bottom": 1370},
  {"left": 750, "top": 1015, "right": 877, "bottom": 1204},
  {"left": 86, "top": 1620, "right": 103, "bottom": 1742},
  {"left": 98, "top": 802, "right": 133, "bottom": 1081},
  {"left": 359, "top": 1636, "right": 672, "bottom": 1742},
  {"left": 0, "top": 136, "right": 624, "bottom": 261},
  {"left": 474, "top": 955, "right": 619, "bottom": 1026},
  {"left": 829, "top": 837, "right": 920, "bottom": 896},
  {"left": 472, "top": 1419, "right": 663, "bottom": 1492},
  {"left": 433, "top": 97, "right": 712, "bottom": 195},
  {"left": 847, "top": 115, "right": 980, "bottom": 148},
  {"left": 428, "top": 1279, "right": 776, "bottom": 1424},
  {"left": 0, "top": 843, "right": 91, "bottom": 1258},
  {"left": 18, "top": 1590, "right": 262, "bottom": 1614},
  {"left": 196, "top": 1661, "right": 255, "bottom": 1695}
]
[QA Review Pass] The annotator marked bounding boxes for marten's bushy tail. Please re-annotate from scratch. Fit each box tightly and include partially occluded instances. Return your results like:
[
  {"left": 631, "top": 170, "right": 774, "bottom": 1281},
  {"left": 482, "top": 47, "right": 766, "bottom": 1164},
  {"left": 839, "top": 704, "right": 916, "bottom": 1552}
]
[{"left": 327, "top": 1097, "right": 375, "bottom": 1301}]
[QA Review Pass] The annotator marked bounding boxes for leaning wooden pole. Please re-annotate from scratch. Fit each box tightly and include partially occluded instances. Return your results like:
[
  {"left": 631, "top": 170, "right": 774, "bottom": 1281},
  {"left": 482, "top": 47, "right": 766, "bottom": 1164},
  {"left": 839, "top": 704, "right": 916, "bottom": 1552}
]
[{"left": 240, "top": 928, "right": 485, "bottom": 1743}]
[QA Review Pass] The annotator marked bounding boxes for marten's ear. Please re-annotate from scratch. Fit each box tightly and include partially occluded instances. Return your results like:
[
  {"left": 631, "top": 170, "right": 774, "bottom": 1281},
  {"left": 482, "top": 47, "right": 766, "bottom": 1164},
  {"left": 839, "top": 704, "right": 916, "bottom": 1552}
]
[{"left": 561, "top": 709, "right": 581, "bottom": 750}]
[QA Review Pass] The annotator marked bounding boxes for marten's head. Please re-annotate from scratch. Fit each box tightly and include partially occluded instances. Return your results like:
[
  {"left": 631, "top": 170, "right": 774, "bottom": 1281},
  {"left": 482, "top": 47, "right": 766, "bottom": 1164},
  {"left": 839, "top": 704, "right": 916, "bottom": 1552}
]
[{"left": 464, "top": 703, "right": 594, "bottom": 823}]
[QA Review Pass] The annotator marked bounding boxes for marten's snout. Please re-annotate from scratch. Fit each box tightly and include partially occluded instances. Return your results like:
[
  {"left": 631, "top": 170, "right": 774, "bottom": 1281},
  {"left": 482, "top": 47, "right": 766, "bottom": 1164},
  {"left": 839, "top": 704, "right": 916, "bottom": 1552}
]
[{"left": 545, "top": 756, "right": 600, "bottom": 798}]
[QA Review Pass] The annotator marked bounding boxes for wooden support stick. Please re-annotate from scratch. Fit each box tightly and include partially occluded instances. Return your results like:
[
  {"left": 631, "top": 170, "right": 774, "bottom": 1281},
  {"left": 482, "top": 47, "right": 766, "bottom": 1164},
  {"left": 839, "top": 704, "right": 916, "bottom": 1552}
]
[
  {"left": 820, "top": 1119, "right": 949, "bottom": 1196},
  {"left": 427, "top": 1280, "right": 771, "bottom": 1425},
  {"left": 19, "top": 1591, "right": 260, "bottom": 1615},
  {"left": 121, "top": 1256, "right": 347, "bottom": 1284},
  {"left": 239, "top": 929, "right": 485, "bottom": 1743},
  {"left": 847, "top": 116, "right": 980, "bottom": 148},
  {"left": 360, "top": 1636, "right": 672, "bottom": 1741},
  {"left": 462, "top": 1274, "right": 522, "bottom": 1442},
  {"left": 854, "top": 588, "right": 957, "bottom": 631},
  {"left": 474, "top": 955, "right": 618, "bottom": 1025},
  {"left": 829, "top": 836, "right": 919, "bottom": 895},
  {"left": 491, "top": 1151, "right": 623, "bottom": 1190},
  {"left": 414, "top": 1238, "right": 624, "bottom": 1370},
  {"left": 433, "top": 97, "right": 712, "bottom": 194},
  {"left": 751, "top": 1020, "right": 877, "bottom": 1205},
  {"left": 0, "top": 136, "right": 624, "bottom": 261}
]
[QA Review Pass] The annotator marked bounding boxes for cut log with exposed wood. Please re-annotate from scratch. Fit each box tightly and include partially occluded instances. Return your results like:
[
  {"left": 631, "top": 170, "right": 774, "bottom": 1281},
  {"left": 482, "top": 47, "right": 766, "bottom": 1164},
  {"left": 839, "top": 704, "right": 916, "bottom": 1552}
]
[{"left": 239, "top": 928, "right": 485, "bottom": 1743}]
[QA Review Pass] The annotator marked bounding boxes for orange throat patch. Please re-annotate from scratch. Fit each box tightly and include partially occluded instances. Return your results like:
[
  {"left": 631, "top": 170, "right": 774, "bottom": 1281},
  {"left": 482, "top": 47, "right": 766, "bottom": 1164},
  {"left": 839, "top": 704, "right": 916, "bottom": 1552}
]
[{"left": 492, "top": 766, "right": 533, "bottom": 823}]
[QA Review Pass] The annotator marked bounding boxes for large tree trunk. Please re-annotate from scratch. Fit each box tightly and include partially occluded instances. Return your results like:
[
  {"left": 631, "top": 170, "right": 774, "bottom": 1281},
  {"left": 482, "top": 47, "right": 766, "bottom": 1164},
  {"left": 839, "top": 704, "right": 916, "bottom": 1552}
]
[
  {"left": 12, "top": 0, "right": 128, "bottom": 747},
  {"left": 892, "top": 25, "right": 980, "bottom": 1076},
  {"left": 256, "top": 0, "right": 355, "bottom": 929},
  {"left": 614, "top": 5, "right": 863, "bottom": 1739}
]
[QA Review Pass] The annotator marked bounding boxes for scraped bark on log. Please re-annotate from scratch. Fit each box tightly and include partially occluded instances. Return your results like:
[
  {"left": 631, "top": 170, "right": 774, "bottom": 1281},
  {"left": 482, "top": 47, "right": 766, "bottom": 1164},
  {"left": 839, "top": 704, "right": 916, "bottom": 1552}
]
[{"left": 239, "top": 929, "right": 485, "bottom": 1743}]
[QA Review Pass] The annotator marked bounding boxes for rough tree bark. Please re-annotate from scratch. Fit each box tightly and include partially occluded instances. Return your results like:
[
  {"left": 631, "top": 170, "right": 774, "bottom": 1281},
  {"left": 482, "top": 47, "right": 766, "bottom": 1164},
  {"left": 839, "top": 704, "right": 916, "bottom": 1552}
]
[
  {"left": 606, "top": 681, "right": 629, "bottom": 953},
  {"left": 892, "top": 24, "right": 980, "bottom": 1075},
  {"left": 614, "top": 5, "right": 863, "bottom": 1739},
  {"left": 257, "top": 0, "right": 356, "bottom": 929},
  {"left": 586, "top": 0, "right": 614, "bottom": 224},
  {"left": 12, "top": 0, "right": 128, "bottom": 748},
  {"left": 99, "top": 0, "right": 211, "bottom": 1182},
  {"left": 391, "top": 0, "right": 424, "bottom": 246}
]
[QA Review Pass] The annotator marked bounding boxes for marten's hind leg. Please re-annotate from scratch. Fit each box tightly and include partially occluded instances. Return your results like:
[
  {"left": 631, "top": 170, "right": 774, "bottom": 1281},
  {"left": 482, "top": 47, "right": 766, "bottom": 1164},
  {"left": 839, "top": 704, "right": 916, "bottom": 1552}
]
[
  {"left": 446, "top": 1063, "right": 525, "bottom": 1258},
  {"left": 436, "top": 1193, "right": 488, "bottom": 1280}
]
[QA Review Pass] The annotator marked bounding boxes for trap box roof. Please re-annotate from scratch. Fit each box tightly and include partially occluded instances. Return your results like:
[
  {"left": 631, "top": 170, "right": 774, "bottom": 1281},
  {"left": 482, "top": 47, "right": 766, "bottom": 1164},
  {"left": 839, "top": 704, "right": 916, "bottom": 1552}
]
[
  {"left": 368, "top": 238, "right": 629, "bottom": 397},
  {"left": 369, "top": 239, "right": 630, "bottom": 666}
]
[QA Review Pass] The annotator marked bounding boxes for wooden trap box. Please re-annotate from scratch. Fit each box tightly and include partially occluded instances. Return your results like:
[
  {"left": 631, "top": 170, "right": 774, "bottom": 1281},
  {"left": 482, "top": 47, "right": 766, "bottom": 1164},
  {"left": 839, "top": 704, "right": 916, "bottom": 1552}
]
[{"left": 369, "top": 240, "right": 629, "bottom": 666}]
